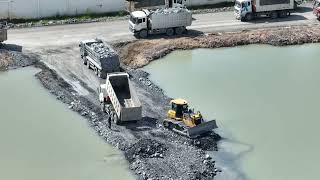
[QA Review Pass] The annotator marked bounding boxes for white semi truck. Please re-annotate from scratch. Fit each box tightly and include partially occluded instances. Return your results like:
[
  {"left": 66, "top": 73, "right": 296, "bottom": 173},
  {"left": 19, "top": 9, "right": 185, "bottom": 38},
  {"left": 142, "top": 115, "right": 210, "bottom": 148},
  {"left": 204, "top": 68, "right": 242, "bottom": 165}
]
[
  {"left": 99, "top": 73, "right": 142, "bottom": 125},
  {"left": 129, "top": 7, "right": 192, "bottom": 38},
  {"left": 234, "top": 0, "right": 295, "bottom": 21}
]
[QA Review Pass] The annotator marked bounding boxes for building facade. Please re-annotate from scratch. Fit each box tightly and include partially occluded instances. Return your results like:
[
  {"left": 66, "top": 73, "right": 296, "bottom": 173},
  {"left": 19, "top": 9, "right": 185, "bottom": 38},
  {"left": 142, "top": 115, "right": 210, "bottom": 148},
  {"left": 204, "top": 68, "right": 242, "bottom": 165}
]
[{"left": 0, "top": 0, "right": 232, "bottom": 19}]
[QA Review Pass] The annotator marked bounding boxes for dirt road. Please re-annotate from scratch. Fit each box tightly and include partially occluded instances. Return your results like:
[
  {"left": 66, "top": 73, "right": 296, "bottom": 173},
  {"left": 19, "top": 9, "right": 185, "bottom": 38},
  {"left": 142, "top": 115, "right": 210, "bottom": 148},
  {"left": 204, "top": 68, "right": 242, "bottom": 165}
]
[{"left": 7, "top": 4, "right": 318, "bottom": 49}]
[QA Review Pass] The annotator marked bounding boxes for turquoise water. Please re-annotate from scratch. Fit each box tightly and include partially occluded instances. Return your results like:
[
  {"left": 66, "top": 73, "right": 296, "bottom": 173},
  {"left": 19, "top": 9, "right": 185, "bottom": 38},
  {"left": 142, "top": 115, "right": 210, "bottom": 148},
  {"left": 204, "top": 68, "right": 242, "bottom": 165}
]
[
  {"left": 0, "top": 67, "right": 135, "bottom": 180},
  {"left": 143, "top": 44, "right": 320, "bottom": 180}
]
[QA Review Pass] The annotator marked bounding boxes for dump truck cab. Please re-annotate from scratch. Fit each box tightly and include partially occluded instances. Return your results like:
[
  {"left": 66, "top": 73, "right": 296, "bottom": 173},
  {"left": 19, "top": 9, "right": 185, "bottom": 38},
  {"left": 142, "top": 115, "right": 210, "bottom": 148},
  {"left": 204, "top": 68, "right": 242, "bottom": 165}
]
[
  {"left": 129, "top": 10, "right": 149, "bottom": 33},
  {"left": 235, "top": 0, "right": 253, "bottom": 20}
]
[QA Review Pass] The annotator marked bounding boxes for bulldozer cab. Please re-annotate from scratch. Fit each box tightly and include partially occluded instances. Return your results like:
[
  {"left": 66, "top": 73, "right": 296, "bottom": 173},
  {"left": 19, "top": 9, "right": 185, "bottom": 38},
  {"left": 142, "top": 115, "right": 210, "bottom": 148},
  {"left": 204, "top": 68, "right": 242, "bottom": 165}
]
[{"left": 168, "top": 99, "right": 188, "bottom": 119}]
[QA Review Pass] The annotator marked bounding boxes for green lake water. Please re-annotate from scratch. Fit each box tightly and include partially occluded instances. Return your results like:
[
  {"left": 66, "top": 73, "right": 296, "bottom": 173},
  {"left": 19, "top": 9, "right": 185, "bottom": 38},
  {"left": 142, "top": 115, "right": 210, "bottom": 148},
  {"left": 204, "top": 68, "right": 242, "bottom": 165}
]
[
  {"left": 0, "top": 67, "right": 134, "bottom": 180},
  {"left": 143, "top": 44, "right": 320, "bottom": 180}
]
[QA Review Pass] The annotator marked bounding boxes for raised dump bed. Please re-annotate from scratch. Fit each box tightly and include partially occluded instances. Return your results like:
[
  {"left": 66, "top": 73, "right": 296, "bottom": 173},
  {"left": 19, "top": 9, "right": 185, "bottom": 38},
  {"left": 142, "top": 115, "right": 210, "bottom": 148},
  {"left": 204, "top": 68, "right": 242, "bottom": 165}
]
[{"left": 99, "top": 72, "right": 142, "bottom": 124}]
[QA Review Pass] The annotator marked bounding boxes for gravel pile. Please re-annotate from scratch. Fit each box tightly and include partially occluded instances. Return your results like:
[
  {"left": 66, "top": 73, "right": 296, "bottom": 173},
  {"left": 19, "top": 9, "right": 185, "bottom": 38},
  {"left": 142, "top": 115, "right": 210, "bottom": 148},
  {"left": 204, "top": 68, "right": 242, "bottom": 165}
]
[
  {"left": 153, "top": 7, "right": 191, "bottom": 14},
  {"left": 125, "top": 139, "right": 167, "bottom": 162},
  {"left": 0, "top": 49, "right": 37, "bottom": 70}
]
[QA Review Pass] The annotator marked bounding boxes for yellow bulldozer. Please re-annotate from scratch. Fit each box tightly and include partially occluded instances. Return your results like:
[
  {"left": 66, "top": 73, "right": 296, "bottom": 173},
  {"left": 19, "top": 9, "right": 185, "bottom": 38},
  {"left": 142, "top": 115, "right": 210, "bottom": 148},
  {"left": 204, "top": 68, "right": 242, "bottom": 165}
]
[{"left": 163, "top": 98, "right": 218, "bottom": 138}]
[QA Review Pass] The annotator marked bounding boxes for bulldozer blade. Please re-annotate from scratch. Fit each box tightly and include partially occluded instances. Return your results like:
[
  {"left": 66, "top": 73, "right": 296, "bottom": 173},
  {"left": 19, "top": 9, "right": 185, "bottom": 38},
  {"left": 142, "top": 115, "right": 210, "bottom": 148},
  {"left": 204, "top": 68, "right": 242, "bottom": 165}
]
[{"left": 187, "top": 120, "right": 218, "bottom": 138}]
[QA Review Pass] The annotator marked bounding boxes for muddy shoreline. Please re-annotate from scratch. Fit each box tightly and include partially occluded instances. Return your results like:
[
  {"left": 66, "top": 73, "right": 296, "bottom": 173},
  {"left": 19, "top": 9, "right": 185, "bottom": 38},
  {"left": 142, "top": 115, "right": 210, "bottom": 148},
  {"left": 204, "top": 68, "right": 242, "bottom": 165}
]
[
  {"left": 116, "top": 24, "right": 320, "bottom": 68},
  {"left": 1, "top": 24, "right": 320, "bottom": 180}
]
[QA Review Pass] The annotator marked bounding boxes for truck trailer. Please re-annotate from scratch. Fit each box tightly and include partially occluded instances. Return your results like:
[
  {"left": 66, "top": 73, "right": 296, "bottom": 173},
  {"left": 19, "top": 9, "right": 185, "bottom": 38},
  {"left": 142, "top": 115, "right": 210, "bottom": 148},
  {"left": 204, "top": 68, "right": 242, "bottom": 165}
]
[
  {"left": 79, "top": 39, "right": 120, "bottom": 79},
  {"left": 0, "top": 22, "right": 7, "bottom": 43},
  {"left": 234, "top": 0, "right": 295, "bottom": 21},
  {"left": 99, "top": 73, "right": 142, "bottom": 125},
  {"left": 129, "top": 7, "right": 192, "bottom": 38}
]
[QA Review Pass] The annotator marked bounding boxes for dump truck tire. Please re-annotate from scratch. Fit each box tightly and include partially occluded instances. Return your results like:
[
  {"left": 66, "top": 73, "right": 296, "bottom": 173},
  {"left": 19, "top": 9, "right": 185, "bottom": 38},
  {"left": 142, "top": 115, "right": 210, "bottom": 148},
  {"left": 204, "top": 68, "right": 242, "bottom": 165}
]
[
  {"left": 166, "top": 28, "right": 174, "bottom": 36},
  {"left": 245, "top": 13, "right": 253, "bottom": 21},
  {"left": 279, "top": 11, "right": 287, "bottom": 18},
  {"left": 175, "top": 27, "right": 184, "bottom": 35},
  {"left": 270, "top": 11, "right": 278, "bottom": 19},
  {"left": 139, "top": 30, "right": 148, "bottom": 38}
]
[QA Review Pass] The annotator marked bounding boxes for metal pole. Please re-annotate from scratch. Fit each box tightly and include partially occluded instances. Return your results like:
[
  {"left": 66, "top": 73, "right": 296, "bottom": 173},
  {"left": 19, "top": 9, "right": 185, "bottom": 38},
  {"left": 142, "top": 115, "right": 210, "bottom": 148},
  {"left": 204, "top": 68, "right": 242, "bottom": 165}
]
[{"left": 38, "top": 0, "right": 40, "bottom": 18}]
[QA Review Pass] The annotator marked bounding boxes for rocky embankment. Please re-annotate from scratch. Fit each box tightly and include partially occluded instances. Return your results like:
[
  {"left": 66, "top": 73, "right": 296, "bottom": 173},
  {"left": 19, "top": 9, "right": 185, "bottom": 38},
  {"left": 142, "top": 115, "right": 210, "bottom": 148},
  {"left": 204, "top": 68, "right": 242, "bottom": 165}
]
[
  {"left": 117, "top": 24, "right": 320, "bottom": 68},
  {"left": 0, "top": 49, "right": 221, "bottom": 180},
  {"left": 0, "top": 49, "right": 37, "bottom": 70}
]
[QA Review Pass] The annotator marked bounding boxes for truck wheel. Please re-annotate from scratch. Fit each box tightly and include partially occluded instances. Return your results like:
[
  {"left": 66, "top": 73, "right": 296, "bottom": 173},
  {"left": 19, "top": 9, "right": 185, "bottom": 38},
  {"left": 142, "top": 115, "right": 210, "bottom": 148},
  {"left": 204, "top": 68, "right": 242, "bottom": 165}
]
[
  {"left": 279, "top": 11, "right": 287, "bottom": 18},
  {"left": 270, "top": 11, "right": 278, "bottom": 19},
  {"left": 245, "top": 13, "right": 253, "bottom": 21},
  {"left": 139, "top": 30, "right": 148, "bottom": 38},
  {"left": 175, "top": 27, "right": 184, "bottom": 35},
  {"left": 166, "top": 28, "right": 174, "bottom": 36},
  {"left": 94, "top": 67, "right": 99, "bottom": 75}
]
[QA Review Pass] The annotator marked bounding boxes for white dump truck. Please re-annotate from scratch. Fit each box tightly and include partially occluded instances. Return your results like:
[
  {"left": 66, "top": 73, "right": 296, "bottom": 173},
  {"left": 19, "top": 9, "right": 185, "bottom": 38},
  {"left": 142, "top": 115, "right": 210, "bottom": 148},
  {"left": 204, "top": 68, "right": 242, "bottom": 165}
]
[
  {"left": 234, "top": 0, "right": 295, "bottom": 21},
  {"left": 0, "top": 22, "right": 7, "bottom": 43},
  {"left": 129, "top": 7, "right": 192, "bottom": 38},
  {"left": 99, "top": 73, "right": 142, "bottom": 125},
  {"left": 79, "top": 39, "right": 120, "bottom": 79}
]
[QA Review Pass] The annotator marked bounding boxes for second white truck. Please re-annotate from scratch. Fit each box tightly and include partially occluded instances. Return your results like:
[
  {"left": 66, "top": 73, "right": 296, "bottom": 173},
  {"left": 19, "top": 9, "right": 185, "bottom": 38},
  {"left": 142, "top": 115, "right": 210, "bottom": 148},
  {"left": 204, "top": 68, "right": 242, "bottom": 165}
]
[
  {"left": 129, "top": 7, "right": 192, "bottom": 38},
  {"left": 235, "top": 0, "right": 295, "bottom": 21}
]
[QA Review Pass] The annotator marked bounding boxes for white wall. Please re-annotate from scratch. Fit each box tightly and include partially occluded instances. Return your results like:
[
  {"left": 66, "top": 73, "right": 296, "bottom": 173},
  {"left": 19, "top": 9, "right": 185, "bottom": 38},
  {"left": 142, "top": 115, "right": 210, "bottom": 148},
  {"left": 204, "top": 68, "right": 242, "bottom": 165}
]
[
  {"left": 0, "top": 0, "right": 233, "bottom": 19},
  {"left": 0, "top": 0, "right": 124, "bottom": 19},
  {"left": 186, "top": 0, "right": 234, "bottom": 6}
]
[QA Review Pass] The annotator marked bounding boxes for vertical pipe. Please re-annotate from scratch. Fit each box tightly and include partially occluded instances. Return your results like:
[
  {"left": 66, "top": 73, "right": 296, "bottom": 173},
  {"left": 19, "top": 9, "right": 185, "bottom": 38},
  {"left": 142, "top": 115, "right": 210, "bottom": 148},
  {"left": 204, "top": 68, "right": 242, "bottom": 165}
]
[{"left": 7, "top": 1, "right": 10, "bottom": 19}]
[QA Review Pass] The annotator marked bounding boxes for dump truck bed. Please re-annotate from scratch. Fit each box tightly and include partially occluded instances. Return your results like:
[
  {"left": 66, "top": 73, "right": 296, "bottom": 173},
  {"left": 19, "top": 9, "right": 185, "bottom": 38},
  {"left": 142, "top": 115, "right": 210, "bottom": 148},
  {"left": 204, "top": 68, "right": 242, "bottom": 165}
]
[
  {"left": 80, "top": 39, "right": 120, "bottom": 73},
  {"left": 106, "top": 73, "right": 142, "bottom": 122},
  {"left": 254, "top": 0, "right": 294, "bottom": 12},
  {"left": 149, "top": 7, "right": 192, "bottom": 30}
]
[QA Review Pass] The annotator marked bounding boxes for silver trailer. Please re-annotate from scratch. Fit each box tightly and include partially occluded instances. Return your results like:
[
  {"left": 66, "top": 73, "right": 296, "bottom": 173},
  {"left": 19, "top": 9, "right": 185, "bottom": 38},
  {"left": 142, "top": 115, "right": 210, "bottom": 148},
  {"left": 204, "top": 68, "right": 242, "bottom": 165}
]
[
  {"left": 129, "top": 7, "right": 192, "bottom": 38},
  {"left": 0, "top": 22, "right": 7, "bottom": 43},
  {"left": 79, "top": 39, "right": 120, "bottom": 78},
  {"left": 99, "top": 73, "right": 142, "bottom": 124},
  {"left": 235, "top": 0, "right": 295, "bottom": 21}
]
